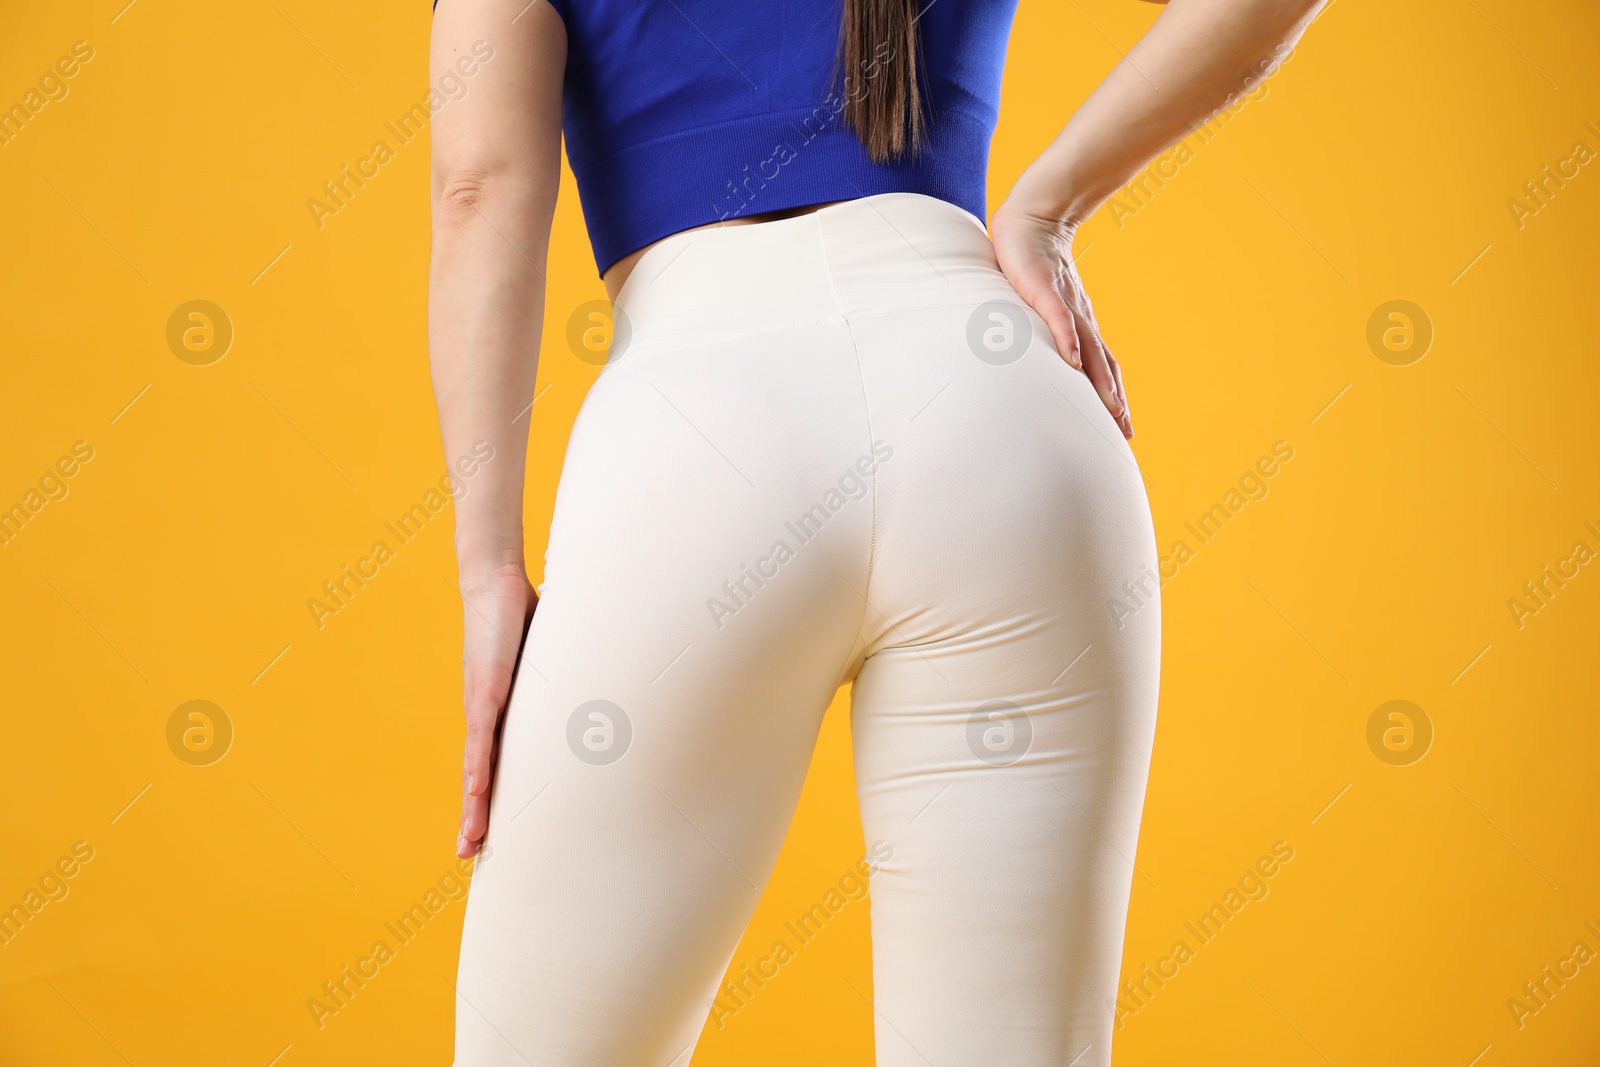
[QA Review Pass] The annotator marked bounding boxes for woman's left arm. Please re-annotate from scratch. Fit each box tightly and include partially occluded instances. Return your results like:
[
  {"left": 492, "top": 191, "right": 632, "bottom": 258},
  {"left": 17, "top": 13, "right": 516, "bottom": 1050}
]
[{"left": 993, "top": 0, "right": 1327, "bottom": 438}]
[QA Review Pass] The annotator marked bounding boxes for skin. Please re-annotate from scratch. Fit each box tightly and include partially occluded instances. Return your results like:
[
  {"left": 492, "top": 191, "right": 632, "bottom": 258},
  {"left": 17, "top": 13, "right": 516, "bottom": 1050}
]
[{"left": 430, "top": 0, "right": 1327, "bottom": 859}]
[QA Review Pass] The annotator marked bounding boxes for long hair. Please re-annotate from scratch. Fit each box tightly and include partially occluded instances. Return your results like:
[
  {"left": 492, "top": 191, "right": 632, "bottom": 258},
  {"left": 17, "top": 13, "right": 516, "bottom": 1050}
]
[{"left": 836, "top": 0, "right": 927, "bottom": 162}]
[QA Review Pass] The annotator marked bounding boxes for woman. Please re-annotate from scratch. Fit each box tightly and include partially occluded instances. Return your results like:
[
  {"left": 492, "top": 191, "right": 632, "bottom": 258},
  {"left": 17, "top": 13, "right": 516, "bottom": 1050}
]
[{"left": 428, "top": 0, "right": 1320, "bottom": 1062}]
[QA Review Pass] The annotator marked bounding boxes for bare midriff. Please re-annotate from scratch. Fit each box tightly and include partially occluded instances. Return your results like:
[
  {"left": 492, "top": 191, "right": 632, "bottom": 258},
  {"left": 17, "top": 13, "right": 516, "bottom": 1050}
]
[{"left": 601, "top": 200, "right": 851, "bottom": 304}]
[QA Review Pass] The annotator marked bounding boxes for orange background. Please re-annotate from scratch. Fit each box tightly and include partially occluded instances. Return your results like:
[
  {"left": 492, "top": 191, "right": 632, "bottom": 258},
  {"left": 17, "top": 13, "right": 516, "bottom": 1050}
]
[{"left": 2, "top": 0, "right": 1598, "bottom": 1064}]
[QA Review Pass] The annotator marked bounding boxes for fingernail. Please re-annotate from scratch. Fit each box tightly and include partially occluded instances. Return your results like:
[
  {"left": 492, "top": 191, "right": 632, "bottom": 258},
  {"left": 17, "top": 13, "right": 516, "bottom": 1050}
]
[{"left": 468, "top": 772, "right": 478, "bottom": 793}]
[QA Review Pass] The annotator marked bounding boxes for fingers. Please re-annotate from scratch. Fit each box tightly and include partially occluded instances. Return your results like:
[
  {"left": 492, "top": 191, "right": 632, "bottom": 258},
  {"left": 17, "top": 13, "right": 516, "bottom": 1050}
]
[
  {"left": 1106, "top": 350, "right": 1133, "bottom": 439},
  {"left": 1073, "top": 308, "right": 1125, "bottom": 427},
  {"left": 457, "top": 796, "right": 486, "bottom": 857},
  {"left": 1017, "top": 262, "right": 1132, "bottom": 439},
  {"left": 1036, "top": 294, "right": 1082, "bottom": 371},
  {"left": 1023, "top": 284, "right": 1133, "bottom": 440},
  {"left": 459, "top": 704, "right": 497, "bottom": 856},
  {"left": 456, "top": 590, "right": 536, "bottom": 858},
  {"left": 1049, "top": 255, "right": 1133, "bottom": 439}
]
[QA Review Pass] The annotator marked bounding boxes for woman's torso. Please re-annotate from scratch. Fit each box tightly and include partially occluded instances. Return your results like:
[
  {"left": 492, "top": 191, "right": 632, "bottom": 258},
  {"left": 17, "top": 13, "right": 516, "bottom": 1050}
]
[
  {"left": 602, "top": 200, "right": 848, "bottom": 301},
  {"left": 544, "top": 0, "right": 1022, "bottom": 289}
]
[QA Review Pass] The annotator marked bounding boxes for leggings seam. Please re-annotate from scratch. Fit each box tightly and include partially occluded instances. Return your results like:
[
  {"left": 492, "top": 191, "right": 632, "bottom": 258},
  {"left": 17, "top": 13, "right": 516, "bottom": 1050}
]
[{"left": 816, "top": 219, "right": 879, "bottom": 674}]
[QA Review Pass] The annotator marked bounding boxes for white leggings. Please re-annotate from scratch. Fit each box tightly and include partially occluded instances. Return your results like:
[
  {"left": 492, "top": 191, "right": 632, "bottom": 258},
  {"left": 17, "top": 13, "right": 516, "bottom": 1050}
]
[{"left": 454, "top": 193, "right": 1162, "bottom": 1066}]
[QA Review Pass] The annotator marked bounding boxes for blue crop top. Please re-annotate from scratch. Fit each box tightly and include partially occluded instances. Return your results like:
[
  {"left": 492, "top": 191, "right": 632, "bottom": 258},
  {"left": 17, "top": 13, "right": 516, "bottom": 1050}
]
[{"left": 436, "top": 0, "right": 1021, "bottom": 276}]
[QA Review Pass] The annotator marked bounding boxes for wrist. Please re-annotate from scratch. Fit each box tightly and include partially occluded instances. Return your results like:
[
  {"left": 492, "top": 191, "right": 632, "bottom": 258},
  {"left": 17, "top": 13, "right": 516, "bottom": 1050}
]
[
  {"left": 1002, "top": 147, "right": 1100, "bottom": 230},
  {"left": 455, "top": 538, "right": 527, "bottom": 584}
]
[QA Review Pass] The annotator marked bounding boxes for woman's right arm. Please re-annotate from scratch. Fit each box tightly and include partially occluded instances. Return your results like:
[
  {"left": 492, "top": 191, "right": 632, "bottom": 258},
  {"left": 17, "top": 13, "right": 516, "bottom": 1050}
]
[
  {"left": 428, "top": 0, "right": 565, "bottom": 859},
  {"left": 993, "top": 0, "right": 1327, "bottom": 438}
]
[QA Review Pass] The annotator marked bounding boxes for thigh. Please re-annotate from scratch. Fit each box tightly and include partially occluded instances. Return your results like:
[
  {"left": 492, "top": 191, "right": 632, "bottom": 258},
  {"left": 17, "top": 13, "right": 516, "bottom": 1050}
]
[
  {"left": 453, "top": 326, "right": 874, "bottom": 1066},
  {"left": 847, "top": 301, "right": 1162, "bottom": 1066}
]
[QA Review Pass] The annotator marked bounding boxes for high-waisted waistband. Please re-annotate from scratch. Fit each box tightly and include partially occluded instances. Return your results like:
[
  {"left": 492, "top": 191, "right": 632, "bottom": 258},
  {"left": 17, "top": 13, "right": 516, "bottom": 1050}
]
[{"left": 610, "top": 193, "right": 1024, "bottom": 353}]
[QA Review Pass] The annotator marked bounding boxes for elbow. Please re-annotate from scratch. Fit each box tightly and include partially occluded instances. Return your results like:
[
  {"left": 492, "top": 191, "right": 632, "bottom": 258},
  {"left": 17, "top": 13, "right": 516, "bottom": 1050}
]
[
  {"left": 431, "top": 163, "right": 556, "bottom": 236},
  {"left": 435, "top": 168, "right": 495, "bottom": 229}
]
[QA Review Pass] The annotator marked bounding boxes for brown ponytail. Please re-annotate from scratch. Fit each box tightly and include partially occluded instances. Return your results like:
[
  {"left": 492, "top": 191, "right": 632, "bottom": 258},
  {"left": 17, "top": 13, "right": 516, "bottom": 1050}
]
[{"left": 836, "top": 0, "right": 927, "bottom": 163}]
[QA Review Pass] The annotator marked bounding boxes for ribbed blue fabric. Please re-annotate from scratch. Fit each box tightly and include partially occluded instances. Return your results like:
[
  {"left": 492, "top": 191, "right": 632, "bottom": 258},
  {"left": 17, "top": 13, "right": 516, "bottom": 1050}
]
[{"left": 434, "top": 0, "right": 1020, "bottom": 276}]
